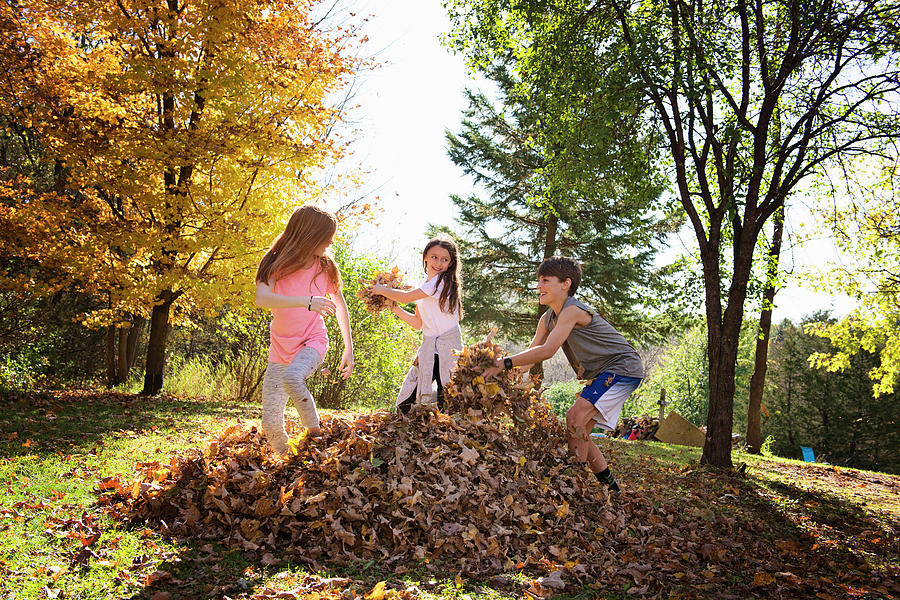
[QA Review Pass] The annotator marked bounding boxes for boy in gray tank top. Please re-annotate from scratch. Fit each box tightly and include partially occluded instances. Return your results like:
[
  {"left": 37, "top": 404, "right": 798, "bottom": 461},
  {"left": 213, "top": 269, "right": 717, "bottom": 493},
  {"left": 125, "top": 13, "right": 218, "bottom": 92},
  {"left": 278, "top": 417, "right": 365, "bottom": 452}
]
[{"left": 484, "top": 257, "right": 643, "bottom": 493}]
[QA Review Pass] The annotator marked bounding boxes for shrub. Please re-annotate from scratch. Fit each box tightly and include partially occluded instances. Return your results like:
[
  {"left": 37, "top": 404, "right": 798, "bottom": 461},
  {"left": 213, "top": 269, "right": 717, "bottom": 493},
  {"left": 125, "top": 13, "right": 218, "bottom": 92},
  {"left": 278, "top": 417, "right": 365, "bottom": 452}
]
[
  {"left": 305, "top": 243, "right": 420, "bottom": 410},
  {"left": 545, "top": 380, "right": 581, "bottom": 417}
]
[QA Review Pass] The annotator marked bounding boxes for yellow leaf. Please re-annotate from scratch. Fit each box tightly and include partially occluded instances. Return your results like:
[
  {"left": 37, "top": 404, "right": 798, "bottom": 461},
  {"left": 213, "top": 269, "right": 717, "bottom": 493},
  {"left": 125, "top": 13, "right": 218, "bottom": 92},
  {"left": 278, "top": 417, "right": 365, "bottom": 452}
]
[
  {"left": 364, "top": 581, "right": 386, "bottom": 600},
  {"left": 752, "top": 572, "right": 776, "bottom": 587}
]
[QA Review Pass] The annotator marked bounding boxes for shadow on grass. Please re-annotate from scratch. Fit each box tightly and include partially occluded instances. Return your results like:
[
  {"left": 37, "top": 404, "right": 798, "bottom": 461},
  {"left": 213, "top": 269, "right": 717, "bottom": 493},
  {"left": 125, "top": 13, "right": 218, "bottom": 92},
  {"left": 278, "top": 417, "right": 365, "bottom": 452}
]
[
  {"left": 754, "top": 476, "right": 899, "bottom": 567},
  {"left": 118, "top": 546, "right": 529, "bottom": 600},
  {"left": 0, "top": 389, "right": 253, "bottom": 460}
]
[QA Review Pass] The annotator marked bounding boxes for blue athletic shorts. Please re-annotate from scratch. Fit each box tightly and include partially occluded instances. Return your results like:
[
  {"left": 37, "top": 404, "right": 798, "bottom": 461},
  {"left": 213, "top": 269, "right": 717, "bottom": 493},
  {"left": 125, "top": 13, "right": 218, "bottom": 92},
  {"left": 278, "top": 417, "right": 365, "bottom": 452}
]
[{"left": 579, "top": 371, "right": 642, "bottom": 431}]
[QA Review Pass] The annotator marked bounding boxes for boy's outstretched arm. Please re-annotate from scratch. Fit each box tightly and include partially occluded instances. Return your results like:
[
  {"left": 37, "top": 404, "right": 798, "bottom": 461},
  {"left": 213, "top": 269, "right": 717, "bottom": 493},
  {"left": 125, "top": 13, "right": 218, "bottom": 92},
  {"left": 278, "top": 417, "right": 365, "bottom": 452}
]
[
  {"left": 333, "top": 291, "right": 354, "bottom": 378},
  {"left": 484, "top": 307, "right": 581, "bottom": 377}
]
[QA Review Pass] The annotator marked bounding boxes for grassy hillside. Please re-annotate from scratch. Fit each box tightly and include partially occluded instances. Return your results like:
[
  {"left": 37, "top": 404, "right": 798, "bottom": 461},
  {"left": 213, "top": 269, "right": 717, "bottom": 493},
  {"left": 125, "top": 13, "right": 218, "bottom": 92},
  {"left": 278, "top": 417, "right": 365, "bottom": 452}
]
[{"left": 1, "top": 390, "right": 897, "bottom": 599}]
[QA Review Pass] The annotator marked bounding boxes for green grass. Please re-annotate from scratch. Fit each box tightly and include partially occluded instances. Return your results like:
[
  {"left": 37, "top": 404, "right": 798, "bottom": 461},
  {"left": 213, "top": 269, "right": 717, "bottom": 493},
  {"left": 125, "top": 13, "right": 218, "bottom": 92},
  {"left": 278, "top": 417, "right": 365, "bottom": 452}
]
[{"left": 1, "top": 389, "right": 898, "bottom": 600}]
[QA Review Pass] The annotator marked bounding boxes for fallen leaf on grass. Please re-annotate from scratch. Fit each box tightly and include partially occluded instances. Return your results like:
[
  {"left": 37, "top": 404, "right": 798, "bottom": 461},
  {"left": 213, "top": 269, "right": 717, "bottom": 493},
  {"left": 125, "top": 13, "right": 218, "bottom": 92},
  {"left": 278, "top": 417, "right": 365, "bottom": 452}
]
[{"left": 365, "top": 581, "right": 387, "bottom": 600}]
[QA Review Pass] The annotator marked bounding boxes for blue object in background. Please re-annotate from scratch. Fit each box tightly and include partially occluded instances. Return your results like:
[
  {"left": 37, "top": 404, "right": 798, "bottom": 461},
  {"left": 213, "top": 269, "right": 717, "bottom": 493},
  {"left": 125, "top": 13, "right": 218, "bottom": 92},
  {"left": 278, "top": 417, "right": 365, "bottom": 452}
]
[{"left": 800, "top": 446, "right": 815, "bottom": 462}]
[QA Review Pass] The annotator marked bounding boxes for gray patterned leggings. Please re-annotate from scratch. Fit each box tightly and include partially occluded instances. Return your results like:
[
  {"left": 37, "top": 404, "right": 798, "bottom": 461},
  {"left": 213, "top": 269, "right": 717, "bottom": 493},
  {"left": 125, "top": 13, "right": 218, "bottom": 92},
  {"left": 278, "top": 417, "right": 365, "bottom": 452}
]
[{"left": 260, "top": 346, "right": 323, "bottom": 453}]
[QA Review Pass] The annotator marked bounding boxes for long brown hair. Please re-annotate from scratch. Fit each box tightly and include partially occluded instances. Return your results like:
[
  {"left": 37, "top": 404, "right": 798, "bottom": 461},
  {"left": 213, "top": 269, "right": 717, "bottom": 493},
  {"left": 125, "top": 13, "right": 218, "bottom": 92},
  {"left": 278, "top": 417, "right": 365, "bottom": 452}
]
[
  {"left": 255, "top": 205, "right": 341, "bottom": 290},
  {"left": 423, "top": 236, "right": 462, "bottom": 317}
]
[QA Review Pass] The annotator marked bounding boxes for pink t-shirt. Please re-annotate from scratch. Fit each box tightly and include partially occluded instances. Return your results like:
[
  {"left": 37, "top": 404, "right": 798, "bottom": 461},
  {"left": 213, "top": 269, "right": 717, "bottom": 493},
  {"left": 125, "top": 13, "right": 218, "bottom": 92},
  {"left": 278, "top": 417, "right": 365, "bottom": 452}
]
[{"left": 268, "top": 264, "right": 337, "bottom": 364}]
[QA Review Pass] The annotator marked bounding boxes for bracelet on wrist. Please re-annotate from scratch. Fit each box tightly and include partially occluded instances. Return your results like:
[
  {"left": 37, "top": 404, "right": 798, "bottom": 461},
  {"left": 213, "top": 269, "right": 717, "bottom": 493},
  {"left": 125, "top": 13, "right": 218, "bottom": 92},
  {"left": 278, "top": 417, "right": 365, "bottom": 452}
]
[
  {"left": 503, "top": 357, "right": 513, "bottom": 370},
  {"left": 307, "top": 297, "right": 312, "bottom": 311}
]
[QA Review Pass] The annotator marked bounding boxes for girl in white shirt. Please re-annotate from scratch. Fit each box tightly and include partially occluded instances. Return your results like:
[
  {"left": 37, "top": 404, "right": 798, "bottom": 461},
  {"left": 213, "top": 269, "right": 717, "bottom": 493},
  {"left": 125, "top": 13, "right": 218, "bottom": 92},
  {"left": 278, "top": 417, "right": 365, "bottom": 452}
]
[{"left": 369, "top": 237, "right": 463, "bottom": 412}]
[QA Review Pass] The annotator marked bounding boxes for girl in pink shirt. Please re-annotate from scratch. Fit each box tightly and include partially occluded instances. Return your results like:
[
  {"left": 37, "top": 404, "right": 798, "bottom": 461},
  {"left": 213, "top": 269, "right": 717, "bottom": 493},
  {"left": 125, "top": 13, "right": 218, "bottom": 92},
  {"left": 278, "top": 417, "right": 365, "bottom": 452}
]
[{"left": 255, "top": 205, "right": 354, "bottom": 453}]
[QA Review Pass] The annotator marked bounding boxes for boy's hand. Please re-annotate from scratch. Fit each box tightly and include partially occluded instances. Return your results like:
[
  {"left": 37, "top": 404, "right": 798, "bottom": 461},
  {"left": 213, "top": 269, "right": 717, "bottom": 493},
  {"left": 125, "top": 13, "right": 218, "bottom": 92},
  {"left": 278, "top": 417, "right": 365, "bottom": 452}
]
[
  {"left": 370, "top": 283, "right": 388, "bottom": 295},
  {"left": 482, "top": 357, "right": 505, "bottom": 379}
]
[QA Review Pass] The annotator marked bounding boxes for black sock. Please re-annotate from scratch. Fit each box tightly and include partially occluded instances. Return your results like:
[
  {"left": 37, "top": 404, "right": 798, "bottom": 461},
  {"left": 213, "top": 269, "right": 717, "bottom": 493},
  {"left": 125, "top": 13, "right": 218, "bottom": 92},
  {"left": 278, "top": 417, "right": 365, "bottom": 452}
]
[
  {"left": 397, "top": 397, "right": 414, "bottom": 415},
  {"left": 595, "top": 468, "right": 620, "bottom": 491}
]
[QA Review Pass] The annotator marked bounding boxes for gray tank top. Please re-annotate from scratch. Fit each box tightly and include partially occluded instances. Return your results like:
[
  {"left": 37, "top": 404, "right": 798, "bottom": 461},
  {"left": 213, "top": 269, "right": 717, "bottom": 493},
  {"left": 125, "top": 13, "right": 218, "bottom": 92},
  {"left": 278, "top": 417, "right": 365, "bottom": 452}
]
[{"left": 544, "top": 297, "right": 644, "bottom": 379}]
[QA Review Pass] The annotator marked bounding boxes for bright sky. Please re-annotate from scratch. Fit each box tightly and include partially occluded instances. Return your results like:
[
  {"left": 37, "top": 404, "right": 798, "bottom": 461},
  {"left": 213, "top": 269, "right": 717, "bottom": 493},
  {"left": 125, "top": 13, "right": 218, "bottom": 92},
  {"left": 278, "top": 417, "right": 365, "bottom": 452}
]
[
  {"left": 340, "top": 0, "right": 853, "bottom": 324},
  {"left": 335, "top": 0, "right": 475, "bottom": 276}
]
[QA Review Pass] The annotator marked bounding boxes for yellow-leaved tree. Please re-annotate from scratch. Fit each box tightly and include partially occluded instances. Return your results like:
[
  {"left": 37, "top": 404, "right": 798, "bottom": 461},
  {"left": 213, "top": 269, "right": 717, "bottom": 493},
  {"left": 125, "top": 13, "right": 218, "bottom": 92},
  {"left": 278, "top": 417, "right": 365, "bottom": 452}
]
[{"left": 0, "top": 0, "right": 362, "bottom": 393}]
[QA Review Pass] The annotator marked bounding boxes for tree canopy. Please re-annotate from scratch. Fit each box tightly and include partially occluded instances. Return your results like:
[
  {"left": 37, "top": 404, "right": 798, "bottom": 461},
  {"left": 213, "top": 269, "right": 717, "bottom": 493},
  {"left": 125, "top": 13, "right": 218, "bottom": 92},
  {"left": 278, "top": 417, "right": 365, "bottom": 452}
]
[
  {"left": 805, "top": 157, "right": 900, "bottom": 396},
  {"left": 444, "top": 0, "right": 900, "bottom": 467},
  {"left": 0, "top": 0, "right": 364, "bottom": 393},
  {"left": 443, "top": 62, "right": 685, "bottom": 345}
]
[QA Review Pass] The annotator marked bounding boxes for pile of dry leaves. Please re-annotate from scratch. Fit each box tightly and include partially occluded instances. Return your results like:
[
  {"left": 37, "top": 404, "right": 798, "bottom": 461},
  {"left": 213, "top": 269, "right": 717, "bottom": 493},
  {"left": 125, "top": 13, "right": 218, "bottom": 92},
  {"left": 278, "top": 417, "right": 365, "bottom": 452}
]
[
  {"left": 356, "top": 268, "right": 411, "bottom": 313},
  {"left": 97, "top": 340, "right": 896, "bottom": 598},
  {"left": 99, "top": 340, "right": 608, "bottom": 578}
]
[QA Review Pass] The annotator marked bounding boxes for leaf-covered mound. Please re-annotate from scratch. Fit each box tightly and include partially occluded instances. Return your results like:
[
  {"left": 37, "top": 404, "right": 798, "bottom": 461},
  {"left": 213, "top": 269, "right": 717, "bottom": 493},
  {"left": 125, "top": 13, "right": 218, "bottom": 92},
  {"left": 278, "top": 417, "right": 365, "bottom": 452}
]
[
  {"left": 99, "top": 407, "right": 615, "bottom": 576},
  {"left": 100, "top": 340, "right": 620, "bottom": 578},
  {"left": 97, "top": 340, "right": 898, "bottom": 597}
]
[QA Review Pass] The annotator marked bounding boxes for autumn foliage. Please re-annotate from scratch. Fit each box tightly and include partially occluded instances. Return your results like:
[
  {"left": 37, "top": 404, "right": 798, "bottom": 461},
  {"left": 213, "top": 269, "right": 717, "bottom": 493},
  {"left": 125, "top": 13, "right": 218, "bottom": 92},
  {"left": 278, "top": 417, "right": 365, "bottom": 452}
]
[
  {"left": 0, "top": 0, "right": 365, "bottom": 392},
  {"left": 356, "top": 268, "right": 412, "bottom": 314},
  {"left": 102, "top": 342, "right": 597, "bottom": 578}
]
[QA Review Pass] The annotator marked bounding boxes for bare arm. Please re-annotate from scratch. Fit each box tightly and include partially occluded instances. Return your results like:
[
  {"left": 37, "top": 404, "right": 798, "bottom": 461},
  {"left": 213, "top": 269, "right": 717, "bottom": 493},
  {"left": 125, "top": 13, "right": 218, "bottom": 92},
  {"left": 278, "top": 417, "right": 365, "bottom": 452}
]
[
  {"left": 370, "top": 283, "right": 429, "bottom": 303},
  {"left": 514, "top": 316, "right": 552, "bottom": 371},
  {"left": 485, "top": 307, "right": 584, "bottom": 375},
  {"left": 332, "top": 290, "right": 354, "bottom": 378},
  {"left": 391, "top": 303, "right": 423, "bottom": 330},
  {"left": 255, "top": 281, "right": 336, "bottom": 316}
]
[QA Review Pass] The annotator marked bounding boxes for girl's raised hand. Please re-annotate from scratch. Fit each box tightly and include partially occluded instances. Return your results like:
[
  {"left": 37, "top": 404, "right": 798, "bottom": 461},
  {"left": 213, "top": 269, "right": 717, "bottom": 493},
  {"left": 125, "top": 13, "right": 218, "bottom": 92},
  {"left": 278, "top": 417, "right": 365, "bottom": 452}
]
[
  {"left": 339, "top": 349, "right": 354, "bottom": 379},
  {"left": 309, "top": 295, "right": 336, "bottom": 316}
]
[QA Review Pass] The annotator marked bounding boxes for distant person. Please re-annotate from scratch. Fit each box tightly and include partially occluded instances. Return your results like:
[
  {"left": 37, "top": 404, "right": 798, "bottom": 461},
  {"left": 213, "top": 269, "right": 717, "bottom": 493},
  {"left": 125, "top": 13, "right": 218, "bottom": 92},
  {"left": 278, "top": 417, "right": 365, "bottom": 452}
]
[
  {"left": 369, "top": 237, "right": 463, "bottom": 413},
  {"left": 484, "top": 257, "right": 643, "bottom": 492},
  {"left": 255, "top": 205, "right": 354, "bottom": 453}
]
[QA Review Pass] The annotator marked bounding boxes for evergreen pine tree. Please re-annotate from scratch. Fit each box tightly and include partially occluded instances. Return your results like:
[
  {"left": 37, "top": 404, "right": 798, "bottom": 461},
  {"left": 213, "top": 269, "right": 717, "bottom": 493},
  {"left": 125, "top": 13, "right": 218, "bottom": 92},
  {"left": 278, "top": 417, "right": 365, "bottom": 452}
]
[{"left": 443, "top": 64, "right": 684, "bottom": 344}]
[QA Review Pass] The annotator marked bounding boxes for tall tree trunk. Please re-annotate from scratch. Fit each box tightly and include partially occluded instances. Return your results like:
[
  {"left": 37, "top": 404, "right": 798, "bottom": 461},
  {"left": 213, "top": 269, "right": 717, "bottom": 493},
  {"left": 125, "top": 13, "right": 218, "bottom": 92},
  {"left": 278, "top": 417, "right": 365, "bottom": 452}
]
[
  {"left": 700, "top": 232, "right": 758, "bottom": 469},
  {"left": 703, "top": 316, "right": 740, "bottom": 468},
  {"left": 142, "top": 291, "right": 178, "bottom": 395},
  {"left": 746, "top": 210, "right": 784, "bottom": 453}
]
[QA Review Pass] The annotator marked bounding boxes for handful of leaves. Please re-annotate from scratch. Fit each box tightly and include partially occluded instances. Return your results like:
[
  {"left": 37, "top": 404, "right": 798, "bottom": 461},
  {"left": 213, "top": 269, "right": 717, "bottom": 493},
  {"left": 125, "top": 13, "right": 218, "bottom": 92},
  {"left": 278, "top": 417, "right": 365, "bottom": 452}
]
[{"left": 356, "top": 267, "right": 411, "bottom": 314}]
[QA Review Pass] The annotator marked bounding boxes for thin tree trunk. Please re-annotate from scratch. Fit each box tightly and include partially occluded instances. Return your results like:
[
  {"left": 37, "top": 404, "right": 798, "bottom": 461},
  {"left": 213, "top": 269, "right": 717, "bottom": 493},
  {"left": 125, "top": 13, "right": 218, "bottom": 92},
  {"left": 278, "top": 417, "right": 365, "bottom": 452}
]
[
  {"left": 746, "top": 210, "right": 784, "bottom": 453},
  {"left": 531, "top": 213, "right": 559, "bottom": 380},
  {"left": 142, "top": 292, "right": 178, "bottom": 395},
  {"left": 126, "top": 315, "right": 143, "bottom": 371},
  {"left": 117, "top": 327, "right": 129, "bottom": 385},
  {"left": 105, "top": 325, "right": 117, "bottom": 388}
]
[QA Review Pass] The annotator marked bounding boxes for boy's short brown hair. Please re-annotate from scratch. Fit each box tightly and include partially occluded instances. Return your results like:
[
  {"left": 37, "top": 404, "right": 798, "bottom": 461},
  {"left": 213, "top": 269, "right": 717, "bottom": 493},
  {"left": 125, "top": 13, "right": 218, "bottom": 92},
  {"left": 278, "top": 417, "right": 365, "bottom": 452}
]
[{"left": 537, "top": 256, "right": 582, "bottom": 296}]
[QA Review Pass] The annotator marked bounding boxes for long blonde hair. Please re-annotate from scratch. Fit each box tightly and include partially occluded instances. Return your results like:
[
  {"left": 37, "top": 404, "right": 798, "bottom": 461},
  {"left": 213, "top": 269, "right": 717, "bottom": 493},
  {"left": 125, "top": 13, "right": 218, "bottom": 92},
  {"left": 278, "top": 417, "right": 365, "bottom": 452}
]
[{"left": 255, "top": 205, "right": 341, "bottom": 290}]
